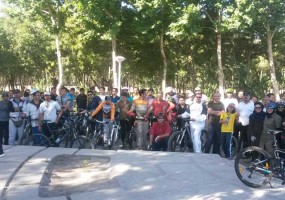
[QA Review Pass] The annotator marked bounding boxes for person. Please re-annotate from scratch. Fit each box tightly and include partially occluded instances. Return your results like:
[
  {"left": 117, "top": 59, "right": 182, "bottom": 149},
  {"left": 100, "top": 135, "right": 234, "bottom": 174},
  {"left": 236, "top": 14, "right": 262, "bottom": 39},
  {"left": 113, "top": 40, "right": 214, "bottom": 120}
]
[
  {"left": 23, "top": 90, "right": 44, "bottom": 140},
  {"left": 128, "top": 89, "right": 149, "bottom": 150},
  {"left": 188, "top": 93, "right": 207, "bottom": 153},
  {"left": 281, "top": 92, "right": 285, "bottom": 102},
  {"left": 38, "top": 92, "right": 63, "bottom": 138},
  {"left": 259, "top": 102, "right": 282, "bottom": 155},
  {"left": 91, "top": 96, "right": 115, "bottom": 147},
  {"left": 176, "top": 96, "right": 190, "bottom": 130},
  {"left": 50, "top": 87, "right": 58, "bottom": 101},
  {"left": 262, "top": 95, "right": 270, "bottom": 112},
  {"left": 8, "top": 89, "right": 26, "bottom": 145},
  {"left": 110, "top": 88, "right": 120, "bottom": 104},
  {"left": 121, "top": 86, "right": 133, "bottom": 103},
  {"left": 56, "top": 87, "right": 71, "bottom": 119},
  {"left": 204, "top": 92, "right": 225, "bottom": 154},
  {"left": 223, "top": 88, "right": 238, "bottom": 109},
  {"left": 98, "top": 87, "right": 106, "bottom": 102},
  {"left": 166, "top": 96, "right": 177, "bottom": 124},
  {"left": 149, "top": 112, "right": 171, "bottom": 151},
  {"left": 237, "top": 91, "right": 244, "bottom": 103},
  {"left": 194, "top": 87, "right": 208, "bottom": 104},
  {"left": 145, "top": 91, "right": 168, "bottom": 118},
  {"left": 185, "top": 92, "right": 194, "bottom": 105},
  {"left": 165, "top": 87, "right": 178, "bottom": 104},
  {"left": 8, "top": 90, "right": 14, "bottom": 101},
  {"left": 251, "top": 96, "right": 258, "bottom": 103},
  {"left": 220, "top": 103, "right": 237, "bottom": 159},
  {"left": 267, "top": 93, "right": 275, "bottom": 102},
  {"left": 247, "top": 102, "right": 266, "bottom": 147},
  {"left": 117, "top": 92, "right": 132, "bottom": 148},
  {"left": 236, "top": 91, "right": 254, "bottom": 151},
  {"left": 0, "top": 92, "right": 11, "bottom": 146},
  {"left": 76, "top": 88, "right": 87, "bottom": 111},
  {"left": 132, "top": 87, "right": 140, "bottom": 100},
  {"left": 67, "top": 87, "right": 76, "bottom": 111},
  {"left": 146, "top": 88, "right": 156, "bottom": 105}
]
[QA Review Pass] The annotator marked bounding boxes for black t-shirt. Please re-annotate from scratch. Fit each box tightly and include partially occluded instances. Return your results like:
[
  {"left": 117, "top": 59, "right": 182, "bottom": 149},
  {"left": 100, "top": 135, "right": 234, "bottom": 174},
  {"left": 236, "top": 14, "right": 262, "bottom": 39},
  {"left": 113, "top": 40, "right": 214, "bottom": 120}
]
[{"left": 208, "top": 101, "right": 224, "bottom": 124}]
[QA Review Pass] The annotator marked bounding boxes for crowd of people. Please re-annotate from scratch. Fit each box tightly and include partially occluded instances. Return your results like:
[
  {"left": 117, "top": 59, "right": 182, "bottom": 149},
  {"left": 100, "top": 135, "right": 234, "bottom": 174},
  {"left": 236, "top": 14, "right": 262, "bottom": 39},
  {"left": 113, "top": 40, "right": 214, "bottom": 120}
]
[{"left": 1, "top": 85, "right": 285, "bottom": 159}]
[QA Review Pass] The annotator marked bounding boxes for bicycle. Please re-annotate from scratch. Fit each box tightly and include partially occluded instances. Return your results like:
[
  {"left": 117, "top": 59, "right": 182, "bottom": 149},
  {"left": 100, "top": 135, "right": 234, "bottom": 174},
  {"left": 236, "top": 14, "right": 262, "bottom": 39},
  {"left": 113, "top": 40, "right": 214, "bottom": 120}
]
[
  {"left": 234, "top": 129, "right": 285, "bottom": 188},
  {"left": 19, "top": 117, "right": 35, "bottom": 145}
]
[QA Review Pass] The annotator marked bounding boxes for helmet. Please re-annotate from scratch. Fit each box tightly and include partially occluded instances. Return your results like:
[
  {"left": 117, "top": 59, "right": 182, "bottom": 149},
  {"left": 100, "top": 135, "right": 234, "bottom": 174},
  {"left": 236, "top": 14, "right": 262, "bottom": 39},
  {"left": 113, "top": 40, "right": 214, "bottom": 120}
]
[
  {"left": 226, "top": 88, "right": 234, "bottom": 93},
  {"left": 267, "top": 102, "right": 276, "bottom": 109}
]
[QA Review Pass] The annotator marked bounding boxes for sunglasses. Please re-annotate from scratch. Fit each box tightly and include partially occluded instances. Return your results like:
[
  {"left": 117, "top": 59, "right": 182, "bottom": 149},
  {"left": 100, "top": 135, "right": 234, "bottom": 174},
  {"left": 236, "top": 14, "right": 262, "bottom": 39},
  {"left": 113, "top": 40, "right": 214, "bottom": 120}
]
[
  {"left": 267, "top": 107, "right": 274, "bottom": 110},
  {"left": 255, "top": 107, "right": 261, "bottom": 109}
]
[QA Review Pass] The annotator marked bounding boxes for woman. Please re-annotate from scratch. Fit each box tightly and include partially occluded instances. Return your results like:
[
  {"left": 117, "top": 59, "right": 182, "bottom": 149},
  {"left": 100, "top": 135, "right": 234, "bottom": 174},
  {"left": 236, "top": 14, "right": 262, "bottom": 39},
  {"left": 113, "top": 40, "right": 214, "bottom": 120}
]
[
  {"left": 247, "top": 102, "right": 266, "bottom": 147},
  {"left": 259, "top": 102, "right": 282, "bottom": 155}
]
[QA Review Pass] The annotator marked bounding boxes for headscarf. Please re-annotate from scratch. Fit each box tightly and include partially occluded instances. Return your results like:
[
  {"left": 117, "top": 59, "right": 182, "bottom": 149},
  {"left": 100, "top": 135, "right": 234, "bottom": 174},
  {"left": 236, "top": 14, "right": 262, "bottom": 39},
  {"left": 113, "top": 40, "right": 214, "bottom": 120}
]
[
  {"left": 249, "top": 102, "right": 266, "bottom": 122},
  {"left": 265, "top": 102, "right": 276, "bottom": 118}
]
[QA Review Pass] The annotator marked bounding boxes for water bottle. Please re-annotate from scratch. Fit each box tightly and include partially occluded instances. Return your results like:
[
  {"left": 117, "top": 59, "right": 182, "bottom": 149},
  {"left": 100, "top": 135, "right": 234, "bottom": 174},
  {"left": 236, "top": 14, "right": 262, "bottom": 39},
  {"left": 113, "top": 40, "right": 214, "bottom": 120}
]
[
  {"left": 55, "top": 136, "right": 61, "bottom": 144},
  {"left": 225, "top": 116, "right": 230, "bottom": 126}
]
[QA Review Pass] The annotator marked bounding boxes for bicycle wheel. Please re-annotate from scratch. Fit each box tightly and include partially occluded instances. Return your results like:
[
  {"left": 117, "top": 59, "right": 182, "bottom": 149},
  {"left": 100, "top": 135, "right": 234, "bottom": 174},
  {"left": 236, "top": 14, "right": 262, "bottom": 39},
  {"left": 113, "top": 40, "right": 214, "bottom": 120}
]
[
  {"left": 19, "top": 125, "right": 33, "bottom": 145},
  {"left": 126, "top": 129, "right": 137, "bottom": 149},
  {"left": 234, "top": 146, "right": 273, "bottom": 188},
  {"left": 220, "top": 136, "right": 238, "bottom": 157},
  {"left": 25, "top": 134, "right": 51, "bottom": 147},
  {"left": 70, "top": 135, "right": 94, "bottom": 149},
  {"left": 167, "top": 130, "right": 188, "bottom": 152}
]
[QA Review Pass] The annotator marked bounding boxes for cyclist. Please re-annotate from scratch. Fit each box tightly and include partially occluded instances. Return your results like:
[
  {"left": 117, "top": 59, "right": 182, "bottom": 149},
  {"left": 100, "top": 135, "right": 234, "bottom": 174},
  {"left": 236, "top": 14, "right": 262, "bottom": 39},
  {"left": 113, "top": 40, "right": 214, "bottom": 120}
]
[
  {"left": 145, "top": 91, "right": 168, "bottom": 120},
  {"left": 38, "top": 92, "right": 63, "bottom": 138},
  {"left": 176, "top": 96, "right": 190, "bottom": 130},
  {"left": 91, "top": 96, "right": 115, "bottom": 147},
  {"left": 149, "top": 112, "right": 171, "bottom": 151},
  {"left": 128, "top": 89, "right": 149, "bottom": 150}
]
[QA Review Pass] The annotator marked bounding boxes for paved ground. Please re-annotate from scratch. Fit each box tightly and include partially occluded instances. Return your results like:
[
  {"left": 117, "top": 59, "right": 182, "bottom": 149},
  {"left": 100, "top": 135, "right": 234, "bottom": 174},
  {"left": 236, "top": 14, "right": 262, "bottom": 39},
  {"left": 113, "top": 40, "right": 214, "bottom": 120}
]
[{"left": 0, "top": 145, "right": 284, "bottom": 200}]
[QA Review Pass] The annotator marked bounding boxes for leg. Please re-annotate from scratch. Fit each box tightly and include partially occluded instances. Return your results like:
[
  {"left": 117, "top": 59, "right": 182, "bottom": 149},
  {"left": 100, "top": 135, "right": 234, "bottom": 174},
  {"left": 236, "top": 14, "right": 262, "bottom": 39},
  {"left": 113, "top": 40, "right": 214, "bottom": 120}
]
[
  {"left": 4, "top": 121, "right": 9, "bottom": 145},
  {"left": 141, "top": 121, "right": 149, "bottom": 150},
  {"left": 9, "top": 119, "right": 17, "bottom": 145},
  {"left": 120, "top": 119, "right": 128, "bottom": 145},
  {"left": 204, "top": 124, "right": 214, "bottom": 153},
  {"left": 191, "top": 123, "right": 203, "bottom": 153},
  {"left": 212, "top": 123, "right": 221, "bottom": 154},
  {"left": 239, "top": 125, "right": 249, "bottom": 150},
  {"left": 0, "top": 124, "right": 3, "bottom": 154},
  {"left": 16, "top": 123, "right": 25, "bottom": 144},
  {"left": 221, "top": 133, "right": 226, "bottom": 157},
  {"left": 136, "top": 121, "right": 143, "bottom": 149}
]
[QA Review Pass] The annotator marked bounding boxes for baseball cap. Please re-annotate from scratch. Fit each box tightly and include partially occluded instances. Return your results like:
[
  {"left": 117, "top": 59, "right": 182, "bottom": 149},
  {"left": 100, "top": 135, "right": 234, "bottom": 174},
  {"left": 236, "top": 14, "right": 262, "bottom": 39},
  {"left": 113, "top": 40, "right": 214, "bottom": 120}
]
[
  {"left": 44, "top": 91, "right": 51, "bottom": 96},
  {"left": 122, "top": 86, "right": 129, "bottom": 90},
  {"left": 31, "top": 88, "right": 39, "bottom": 95},
  {"left": 226, "top": 88, "right": 234, "bottom": 93}
]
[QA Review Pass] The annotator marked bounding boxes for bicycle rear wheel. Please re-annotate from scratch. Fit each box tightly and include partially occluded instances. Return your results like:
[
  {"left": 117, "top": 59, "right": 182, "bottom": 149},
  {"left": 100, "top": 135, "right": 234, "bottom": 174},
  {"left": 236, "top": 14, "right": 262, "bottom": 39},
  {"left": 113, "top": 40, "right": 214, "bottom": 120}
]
[
  {"left": 25, "top": 134, "right": 51, "bottom": 147},
  {"left": 167, "top": 130, "right": 188, "bottom": 152},
  {"left": 70, "top": 135, "right": 94, "bottom": 149},
  {"left": 234, "top": 146, "right": 273, "bottom": 188}
]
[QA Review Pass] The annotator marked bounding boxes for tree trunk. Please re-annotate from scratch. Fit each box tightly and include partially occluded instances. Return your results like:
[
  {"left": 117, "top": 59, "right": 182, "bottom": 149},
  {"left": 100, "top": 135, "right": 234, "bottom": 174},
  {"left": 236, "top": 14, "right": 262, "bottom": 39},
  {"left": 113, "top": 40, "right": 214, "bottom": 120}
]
[
  {"left": 217, "top": 33, "right": 224, "bottom": 99},
  {"left": 160, "top": 33, "right": 167, "bottom": 96},
  {"left": 55, "top": 33, "right": 63, "bottom": 94},
  {"left": 266, "top": 26, "right": 280, "bottom": 101},
  {"left": 112, "top": 39, "right": 117, "bottom": 88}
]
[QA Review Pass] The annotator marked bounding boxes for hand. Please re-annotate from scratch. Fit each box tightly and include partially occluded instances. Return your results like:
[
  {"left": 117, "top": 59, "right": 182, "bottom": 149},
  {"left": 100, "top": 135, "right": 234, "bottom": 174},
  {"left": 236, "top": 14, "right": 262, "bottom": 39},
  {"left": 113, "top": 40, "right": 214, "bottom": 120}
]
[
  {"left": 155, "top": 136, "right": 160, "bottom": 143},
  {"left": 251, "top": 136, "right": 256, "bottom": 142},
  {"left": 38, "top": 126, "right": 42, "bottom": 132},
  {"left": 148, "top": 144, "right": 152, "bottom": 150},
  {"left": 54, "top": 119, "right": 59, "bottom": 124},
  {"left": 88, "top": 116, "right": 93, "bottom": 121}
]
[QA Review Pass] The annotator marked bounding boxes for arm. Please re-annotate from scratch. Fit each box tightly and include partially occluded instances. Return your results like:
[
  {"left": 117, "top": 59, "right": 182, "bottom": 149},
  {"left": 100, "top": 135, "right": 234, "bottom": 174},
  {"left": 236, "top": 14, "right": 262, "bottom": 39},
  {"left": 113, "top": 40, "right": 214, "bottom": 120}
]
[
  {"left": 91, "top": 102, "right": 103, "bottom": 117},
  {"left": 110, "top": 103, "right": 115, "bottom": 121},
  {"left": 38, "top": 112, "right": 43, "bottom": 132},
  {"left": 145, "top": 106, "right": 154, "bottom": 116}
]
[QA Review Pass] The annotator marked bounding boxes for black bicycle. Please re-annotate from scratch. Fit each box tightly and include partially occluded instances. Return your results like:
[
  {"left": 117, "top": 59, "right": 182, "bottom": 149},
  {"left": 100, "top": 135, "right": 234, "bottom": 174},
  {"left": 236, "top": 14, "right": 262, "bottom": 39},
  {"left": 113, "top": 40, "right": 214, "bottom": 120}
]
[{"left": 235, "top": 129, "right": 285, "bottom": 188}]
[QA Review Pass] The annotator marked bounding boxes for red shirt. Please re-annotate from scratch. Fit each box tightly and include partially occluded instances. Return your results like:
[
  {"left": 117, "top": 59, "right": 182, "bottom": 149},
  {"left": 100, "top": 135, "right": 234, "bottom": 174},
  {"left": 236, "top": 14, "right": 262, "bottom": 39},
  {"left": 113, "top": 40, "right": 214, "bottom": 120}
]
[
  {"left": 151, "top": 100, "right": 169, "bottom": 116},
  {"left": 150, "top": 121, "right": 171, "bottom": 137}
]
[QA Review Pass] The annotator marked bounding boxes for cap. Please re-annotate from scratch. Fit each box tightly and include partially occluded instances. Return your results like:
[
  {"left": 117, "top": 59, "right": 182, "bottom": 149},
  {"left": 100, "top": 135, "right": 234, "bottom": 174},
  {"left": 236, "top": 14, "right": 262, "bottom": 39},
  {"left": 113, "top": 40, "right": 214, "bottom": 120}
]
[
  {"left": 267, "top": 102, "right": 276, "bottom": 109},
  {"left": 31, "top": 88, "right": 39, "bottom": 95},
  {"left": 105, "top": 96, "right": 111, "bottom": 101},
  {"left": 44, "top": 91, "right": 51, "bottom": 96},
  {"left": 226, "top": 88, "right": 234, "bottom": 93},
  {"left": 122, "top": 86, "right": 129, "bottom": 90},
  {"left": 194, "top": 87, "right": 201, "bottom": 91},
  {"left": 157, "top": 112, "right": 164, "bottom": 119},
  {"left": 1, "top": 92, "right": 8, "bottom": 97},
  {"left": 165, "top": 87, "right": 173, "bottom": 93}
]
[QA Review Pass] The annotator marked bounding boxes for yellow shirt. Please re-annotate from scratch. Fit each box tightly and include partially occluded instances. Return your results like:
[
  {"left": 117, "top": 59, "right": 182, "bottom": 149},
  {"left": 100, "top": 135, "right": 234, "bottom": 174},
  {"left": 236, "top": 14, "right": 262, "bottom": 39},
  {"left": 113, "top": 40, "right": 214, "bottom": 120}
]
[{"left": 220, "top": 112, "right": 237, "bottom": 133}]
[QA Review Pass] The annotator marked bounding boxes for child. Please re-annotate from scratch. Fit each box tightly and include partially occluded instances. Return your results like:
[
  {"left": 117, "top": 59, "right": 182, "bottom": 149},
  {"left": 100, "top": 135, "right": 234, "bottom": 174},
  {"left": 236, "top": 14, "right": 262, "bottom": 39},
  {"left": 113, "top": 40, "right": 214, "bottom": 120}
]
[{"left": 220, "top": 103, "right": 237, "bottom": 159}]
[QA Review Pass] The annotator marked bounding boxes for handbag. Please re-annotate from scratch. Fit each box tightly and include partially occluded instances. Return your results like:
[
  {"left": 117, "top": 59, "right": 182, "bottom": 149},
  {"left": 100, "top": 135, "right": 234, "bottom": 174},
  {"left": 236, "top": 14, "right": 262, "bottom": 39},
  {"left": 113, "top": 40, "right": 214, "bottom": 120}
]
[{"left": 11, "top": 119, "right": 24, "bottom": 127}]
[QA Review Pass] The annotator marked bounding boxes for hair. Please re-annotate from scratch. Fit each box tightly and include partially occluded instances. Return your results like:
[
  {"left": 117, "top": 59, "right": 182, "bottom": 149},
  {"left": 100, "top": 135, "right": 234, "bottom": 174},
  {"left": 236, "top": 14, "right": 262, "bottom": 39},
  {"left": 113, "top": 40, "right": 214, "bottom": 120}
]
[
  {"left": 148, "top": 88, "right": 154, "bottom": 92},
  {"left": 80, "top": 88, "right": 84, "bottom": 92},
  {"left": 87, "top": 90, "right": 93, "bottom": 94},
  {"left": 121, "top": 92, "right": 128, "bottom": 97},
  {"left": 99, "top": 87, "right": 105, "bottom": 91},
  {"left": 32, "top": 91, "right": 40, "bottom": 96},
  {"left": 70, "top": 88, "right": 75, "bottom": 92},
  {"left": 112, "top": 88, "right": 118, "bottom": 92},
  {"left": 226, "top": 105, "right": 236, "bottom": 113},
  {"left": 24, "top": 91, "right": 30, "bottom": 97},
  {"left": 139, "top": 89, "right": 147, "bottom": 96},
  {"left": 61, "top": 87, "right": 68, "bottom": 92}
]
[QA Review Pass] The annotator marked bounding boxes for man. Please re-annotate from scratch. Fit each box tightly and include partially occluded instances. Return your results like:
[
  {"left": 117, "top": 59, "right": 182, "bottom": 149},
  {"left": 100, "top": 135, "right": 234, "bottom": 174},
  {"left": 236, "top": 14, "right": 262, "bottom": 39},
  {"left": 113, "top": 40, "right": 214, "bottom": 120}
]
[
  {"left": 0, "top": 92, "right": 12, "bottom": 151},
  {"left": 262, "top": 95, "right": 270, "bottom": 112},
  {"left": 147, "top": 88, "right": 156, "bottom": 105},
  {"left": 146, "top": 91, "right": 168, "bottom": 118},
  {"left": 128, "top": 89, "right": 149, "bottom": 150},
  {"left": 223, "top": 88, "right": 238, "bottom": 109},
  {"left": 67, "top": 87, "right": 76, "bottom": 110},
  {"left": 38, "top": 92, "right": 63, "bottom": 138},
  {"left": 236, "top": 91, "right": 254, "bottom": 151},
  {"left": 165, "top": 87, "right": 178, "bottom": 104},
  {"left": 237, "top": 91, "right": 244, "bottom": 103},
  {"left": 23, "top": 90, "right": 43, "bottom": 135},
  {"left": 204, "top": 92, "right": 225, "bottom": 154},
  {"left": 132, "top": 87, "right": 140, "bottom": 100},
  {"left": 267, "top": 93, "right": 275, "bottom": 102},
  {"left": 98, "top": 87, "right": 106, "bottom": 102},
  {"left": 110, "top": 88, "right": 120, "bottom": 104},
  {"left": 8, "top": 90, "right": 14, "bottom": 101},
  {"left": 8, "top": 89, "right": 26, "bottom": 145},
  {"left": 194, "top": 87, "right": 208, "bottom": 104},
  {"left": 50, "top": 87, "right": 58, "bottom": 101},
  {"left": 56, "top": 87, "right": 71, "bottom": 115},
  {"left": 121, "top": 86, "right": 133, "bottom": 103},
  {"left": 76, "top": 88, "right": 87, "bottom": 111},
  {"left": 149, "top": 112, "right": 171, "bottom": 151},
  {"left": 176, "top": 97, "right": 190, "bottom": 130},
  {"left": 117, "top": 92, "right": 133, "bottom": 148},
  {"left": 91, "top": 96, "right": 115, "bottom": 147}
]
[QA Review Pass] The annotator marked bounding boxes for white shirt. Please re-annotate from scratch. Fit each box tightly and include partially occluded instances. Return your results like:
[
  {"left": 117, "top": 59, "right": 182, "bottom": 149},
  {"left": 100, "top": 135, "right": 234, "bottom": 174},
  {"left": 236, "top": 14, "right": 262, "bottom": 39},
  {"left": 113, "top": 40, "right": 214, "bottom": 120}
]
[
  {"left": 223, "top": 98, "right": 238, "bottom": 109},
  {"left": 189, "top": 102, "right": 207, "bottom": 123},
  {"left": 24, "top": 101, "right": 43, "bottom": 127},
  {"left": 39, "top": 100, "right": 61, "bottom": 123},
  {"left": 237, "top": 101, "right": 254, "bottom": 126}
]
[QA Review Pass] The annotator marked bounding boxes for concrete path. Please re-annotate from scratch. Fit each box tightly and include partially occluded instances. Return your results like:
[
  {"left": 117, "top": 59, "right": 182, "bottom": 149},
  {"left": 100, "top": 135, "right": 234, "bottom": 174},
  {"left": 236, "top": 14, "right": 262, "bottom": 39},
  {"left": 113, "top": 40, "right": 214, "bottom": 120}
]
[{"left": 0, "top": 145, "right": 284, "bottom": 200}]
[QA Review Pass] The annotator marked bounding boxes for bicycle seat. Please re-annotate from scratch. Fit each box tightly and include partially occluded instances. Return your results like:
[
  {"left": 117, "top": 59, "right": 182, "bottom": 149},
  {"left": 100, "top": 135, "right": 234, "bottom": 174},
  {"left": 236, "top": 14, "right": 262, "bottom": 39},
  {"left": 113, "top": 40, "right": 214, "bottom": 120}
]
[{"left": 267, "top": 129, "right": 283, "bottom": 135}]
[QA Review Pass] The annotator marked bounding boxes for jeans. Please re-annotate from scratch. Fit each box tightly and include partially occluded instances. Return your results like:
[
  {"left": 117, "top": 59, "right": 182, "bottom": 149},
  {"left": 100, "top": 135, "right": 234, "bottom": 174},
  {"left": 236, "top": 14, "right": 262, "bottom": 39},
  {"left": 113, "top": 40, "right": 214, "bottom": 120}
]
[
  {"left": 152, "top": 137, "right": 168, "bottom": 151},
  {"left": 120, "top": 119, "right": 132, "bottom": 145},
  {"left": 9, "top": 119, "right": 25, "bottom": 145},
  {"left": 103, "top": 119, "right": 113, "bottom": 144},
  {"left": 136, "top": 120, "right": 149, "bottom": 150},
  {"left": 0, "top": 121, "right": 9, "bottom": 145},
  {"left": 221, "top": 132, "right": 232, "bottom": 158},
  {"left": 204, "top": 122, "right": 221, "bottom": 154}
]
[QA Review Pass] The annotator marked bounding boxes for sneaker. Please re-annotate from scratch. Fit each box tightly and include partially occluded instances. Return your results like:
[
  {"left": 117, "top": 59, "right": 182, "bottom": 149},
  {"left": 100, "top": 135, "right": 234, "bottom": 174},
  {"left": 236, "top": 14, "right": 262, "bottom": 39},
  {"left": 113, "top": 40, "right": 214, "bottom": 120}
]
[{"left": 0, "top": 154, "right": 5, "bottom": 158}]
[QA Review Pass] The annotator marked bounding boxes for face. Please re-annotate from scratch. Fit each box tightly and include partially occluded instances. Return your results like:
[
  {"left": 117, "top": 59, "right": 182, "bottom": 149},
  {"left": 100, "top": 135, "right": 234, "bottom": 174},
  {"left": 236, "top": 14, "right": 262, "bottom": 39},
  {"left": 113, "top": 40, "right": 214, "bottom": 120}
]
[
  {"left": 266, "top": 107, "right": 274, "bottom": 114},
  {"left": 238, "top": 91, "right": 243, "bottom": 98},
  {"left": 179, "top": 98, "right": 185, "bottom": 105},
  {"left": 51, "top": 88, "right": 56, "bottom": 94},
  {"left": 100, "top": 88, "right": 105, "bottom": 94},
  {"left": 44, "top": 95, "right": 51, "bottom": 101},
  {"left": 195, "top": 95, "right": 202, "bottom": 102},
  {"left": 121, "top": 96, "right": 127, "bottom": 101},
  {"left": 194, "top": 89, "right": 201, "bottom": 94},
  {"left": 213, "top": 93, "right": 221, "bottom": 102},
  {"left": 227, "top": 104, "right": 235, "bottom": 111},
  {"left": 33, "top": 92, "right": 41, "bottom": 101},
  {"left": 263, "top": 97, "right": 269, "bottom": 105},
  {"left": 70, "top": 89, "right": 75, "bottom": 94},
  {"left": 226, "top": 93, "right": 233, "bottom": 98},
  {"left": 157, "top": 93, "right": 163, "bottom": 101},
  {"left": 278, "top": 105, "right": 284, "bottom": 112},
  {"left": 254, "top": 104, "right": 262, "bottom": 113},
  {"left": 251, "top": 96, "right": 258, "bottom": 103},
  {"left": 112, "top": 89, "right": 118, "bottom": 96},
  {"left": 14, "top": 91, "right": 21, "bottom": 98},
  {"left": 270, "top": 95, "right": 275, "bottom": 102},
  {"left": 87, "top": 92, "right": 93, "bottom": 99},
  {"left": 243, "top": 95, "right": 250, "bottom": 103},
  {"left": 61, "top": 89, "right": 67, "bottom": 96}
]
